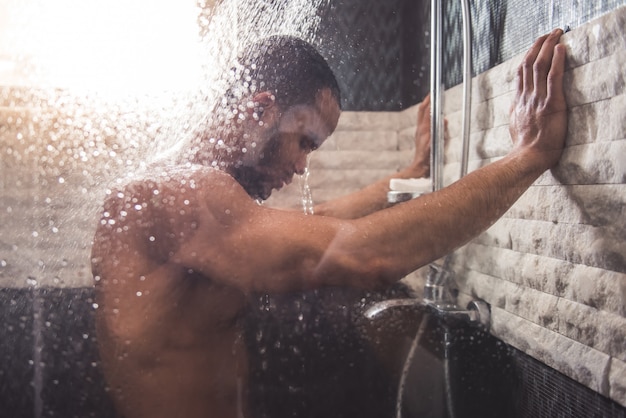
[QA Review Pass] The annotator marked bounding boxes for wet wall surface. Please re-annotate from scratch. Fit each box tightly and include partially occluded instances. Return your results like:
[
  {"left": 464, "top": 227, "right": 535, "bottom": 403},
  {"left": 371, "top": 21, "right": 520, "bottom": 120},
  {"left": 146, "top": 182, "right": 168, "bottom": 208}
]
[{"left": 0, "top": 285, "right": 624, "bottom": 418}]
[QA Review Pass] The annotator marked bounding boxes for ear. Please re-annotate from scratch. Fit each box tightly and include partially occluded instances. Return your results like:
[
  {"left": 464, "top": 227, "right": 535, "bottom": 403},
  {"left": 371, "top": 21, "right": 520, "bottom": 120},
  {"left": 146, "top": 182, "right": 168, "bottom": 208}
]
[
  {"left": 248, "top": 91, "right": 279, "bottom": 124},
  {"left": 252, "top": 91, "right": 275, "bottom": 109}
]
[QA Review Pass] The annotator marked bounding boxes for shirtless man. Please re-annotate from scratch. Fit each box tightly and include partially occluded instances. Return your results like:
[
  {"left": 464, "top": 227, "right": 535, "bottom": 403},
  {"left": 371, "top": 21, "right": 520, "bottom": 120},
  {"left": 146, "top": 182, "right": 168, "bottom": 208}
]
[{"left": 91, "top": 30, "right": 567, "bottom": 418}]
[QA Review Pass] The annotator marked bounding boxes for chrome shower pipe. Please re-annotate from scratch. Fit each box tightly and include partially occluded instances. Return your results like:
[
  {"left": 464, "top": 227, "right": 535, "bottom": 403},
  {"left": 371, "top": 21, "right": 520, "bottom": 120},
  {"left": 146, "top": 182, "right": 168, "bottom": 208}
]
[
  {"left": 430, "top": 0, "right": 444, "bottom": 192},
  {"left": 430, "top": 0, "right": 473, "bottom": 190},
  {"left": 427, "top": 0, "right": 473, "bottom": 307},
  {"left": 459, "top": 0, "right": 472, "bottom": 178}
]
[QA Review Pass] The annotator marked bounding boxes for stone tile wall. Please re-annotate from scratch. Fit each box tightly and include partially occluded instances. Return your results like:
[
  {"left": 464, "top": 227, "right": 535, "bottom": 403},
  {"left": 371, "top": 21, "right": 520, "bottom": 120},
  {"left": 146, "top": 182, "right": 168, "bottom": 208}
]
[{"left": 270, "top": 6, "right": 626, "bottom": 407}]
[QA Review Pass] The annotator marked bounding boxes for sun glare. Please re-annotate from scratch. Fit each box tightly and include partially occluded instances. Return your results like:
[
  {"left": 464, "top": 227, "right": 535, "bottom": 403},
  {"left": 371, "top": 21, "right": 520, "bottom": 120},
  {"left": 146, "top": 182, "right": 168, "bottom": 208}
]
[{"left": 0, "top": 0, "right": 203, "bottom": 96}]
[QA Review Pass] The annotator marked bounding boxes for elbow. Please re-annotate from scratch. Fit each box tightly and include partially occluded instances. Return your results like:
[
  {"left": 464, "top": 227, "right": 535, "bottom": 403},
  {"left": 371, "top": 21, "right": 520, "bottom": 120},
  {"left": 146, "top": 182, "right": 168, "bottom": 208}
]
[{"left": 312, "top": 250, "right": 400, "bottom": 291}]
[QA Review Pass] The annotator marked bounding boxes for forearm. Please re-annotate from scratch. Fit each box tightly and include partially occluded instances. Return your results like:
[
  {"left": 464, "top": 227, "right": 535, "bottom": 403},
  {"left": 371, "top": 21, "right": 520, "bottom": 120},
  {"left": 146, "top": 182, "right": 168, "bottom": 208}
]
[
  {"left": 372, "top": 150, "right": 542, "bottom": 274},
  {"left": 313, "top": 149, "right": 545, "bottom": 288}
]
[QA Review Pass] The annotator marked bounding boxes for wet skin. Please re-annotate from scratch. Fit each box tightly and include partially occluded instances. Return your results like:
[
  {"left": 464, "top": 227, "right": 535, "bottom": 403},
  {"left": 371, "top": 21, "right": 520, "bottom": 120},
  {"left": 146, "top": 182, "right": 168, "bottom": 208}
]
[
  {"left": 92, "top": 30, "right": 567, "bottom": 418},
  {"left": 92, "top": 89, "right": 341, "bottom": 418}
]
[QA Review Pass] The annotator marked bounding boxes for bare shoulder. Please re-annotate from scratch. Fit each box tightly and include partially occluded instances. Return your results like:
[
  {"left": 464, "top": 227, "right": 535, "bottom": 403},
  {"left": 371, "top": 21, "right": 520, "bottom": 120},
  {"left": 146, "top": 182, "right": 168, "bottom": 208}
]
[
  {"left": 98, "top": 165, "right": 249, "bottom": 226},
  {"left": 91, "top": 165, "right": 253, "bottom": 272}
]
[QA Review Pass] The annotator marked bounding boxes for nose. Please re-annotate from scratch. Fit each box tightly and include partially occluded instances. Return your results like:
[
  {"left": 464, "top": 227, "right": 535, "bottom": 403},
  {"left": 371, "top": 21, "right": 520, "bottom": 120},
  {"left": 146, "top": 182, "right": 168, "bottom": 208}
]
[{"left": 294, "top": 153, "right": 308, "bottom": 175}]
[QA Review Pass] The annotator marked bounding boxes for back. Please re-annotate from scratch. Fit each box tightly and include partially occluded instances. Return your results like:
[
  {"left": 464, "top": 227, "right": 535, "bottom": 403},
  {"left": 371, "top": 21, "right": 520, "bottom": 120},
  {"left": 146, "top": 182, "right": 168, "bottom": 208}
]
[{"left": 91, "top": 167, "right": 249, "bottom": 418}]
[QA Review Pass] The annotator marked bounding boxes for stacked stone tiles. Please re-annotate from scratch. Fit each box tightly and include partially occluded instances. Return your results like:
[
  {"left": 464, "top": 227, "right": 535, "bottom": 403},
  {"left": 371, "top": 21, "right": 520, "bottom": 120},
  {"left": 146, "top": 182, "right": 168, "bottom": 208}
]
[
  {"left": 270, "top": 6, "right": 626, "bottom": 407},
  {"left": 446, "top": 8, "right": 626, "bottom": 406}
]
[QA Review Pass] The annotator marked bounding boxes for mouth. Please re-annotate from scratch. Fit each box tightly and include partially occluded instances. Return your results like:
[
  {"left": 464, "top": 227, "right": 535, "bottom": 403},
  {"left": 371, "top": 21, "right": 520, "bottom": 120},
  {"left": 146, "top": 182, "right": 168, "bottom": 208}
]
[{"left": 274, "top": 172, "right": 294, "bottom": 190}]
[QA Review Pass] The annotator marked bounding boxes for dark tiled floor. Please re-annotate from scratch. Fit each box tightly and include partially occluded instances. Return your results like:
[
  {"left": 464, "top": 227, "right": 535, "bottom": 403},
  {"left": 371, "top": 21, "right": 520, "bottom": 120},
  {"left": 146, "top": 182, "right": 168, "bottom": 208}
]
[
  {"left": 0, "top": 288, "right": 35, "bottom": 418},
  {"left": 0, "top": 285, "right": 624, "bottom": 418},
  {"left": 36, "top": 287, "right": 115, "bottom": 418}
]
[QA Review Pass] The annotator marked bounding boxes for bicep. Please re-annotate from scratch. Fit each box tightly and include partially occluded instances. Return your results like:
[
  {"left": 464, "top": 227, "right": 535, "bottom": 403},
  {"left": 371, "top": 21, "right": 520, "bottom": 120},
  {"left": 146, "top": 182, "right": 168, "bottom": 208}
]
[{"left": 172, "top": 202, "right": 338, "bottom": 292}]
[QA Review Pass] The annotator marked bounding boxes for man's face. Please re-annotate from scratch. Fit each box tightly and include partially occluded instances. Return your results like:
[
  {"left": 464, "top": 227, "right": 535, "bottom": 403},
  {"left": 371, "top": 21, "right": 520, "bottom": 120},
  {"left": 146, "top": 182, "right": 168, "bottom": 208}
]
[{"left": 232, "top": 88, "right": 341, "bottom": 200}]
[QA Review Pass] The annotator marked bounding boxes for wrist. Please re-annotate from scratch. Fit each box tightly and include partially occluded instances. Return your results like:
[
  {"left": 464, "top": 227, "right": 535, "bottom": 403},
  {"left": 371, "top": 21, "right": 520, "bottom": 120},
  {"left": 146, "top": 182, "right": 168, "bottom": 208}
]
[{"left": 502, "top": 147, "right": 551, "bottom": 183}]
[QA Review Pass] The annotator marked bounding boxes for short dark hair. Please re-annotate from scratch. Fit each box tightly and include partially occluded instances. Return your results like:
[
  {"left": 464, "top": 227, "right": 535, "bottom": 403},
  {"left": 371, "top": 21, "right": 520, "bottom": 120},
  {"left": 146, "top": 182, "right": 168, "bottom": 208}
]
[{"left": 236, "top": 35, "right": 341, "bottom": 110}]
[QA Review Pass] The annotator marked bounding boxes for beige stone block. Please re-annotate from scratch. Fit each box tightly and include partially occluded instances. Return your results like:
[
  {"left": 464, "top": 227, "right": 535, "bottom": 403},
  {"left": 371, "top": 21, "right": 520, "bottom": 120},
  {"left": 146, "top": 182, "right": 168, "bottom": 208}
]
[
  {"left": 504, "top": 184, "right": 626, "bottom": 229},
  {"left": 396, "top": 104, "right": 420, "bottom": 130},
  {"left": 587, "top": 8, "right": 626, "bottom": 63},
  {"left": 598, "top": 310, "right": 626, "bottom": 361},
  {"left": 564, "top": 49, "right": 626, "bottom": 107},
  {"left": 335, "top": 111, "right": 405, "bottom": 132},
  {"left": 459, "top": 269, "right": 560, "bottom": 331},
  {"left": 470, "top": 124, "right": 512, "bottom": 160},
  {"left": 490, "top": 307, "right": 611, "bottom": 397},
  {"left": 565, "top": 268, "right": 626, "bottom": 317},
  {"left": 470, "top": 99, "right": 493, "bottom": 132},
  {"left": 561, "top": 21, "right": 590, "bottom": 70},
  {"left": 306, "top": 169, "right": 395, "bottom": 190},
  {"left": 475, "top": 218, "right": 625, "bottom": 273},
  {"left": 609, "top": 357, "right": 626, "bottom": 407},
  {"left": 492, "top": 92, "right": 514, "bottom": 128},
  {"left": 475, "top": 56, "right": 519, "bottom": 102},
  {"left": 308, "top": 188, "right": 363, "bottom": 205},
  {"left": 0, "top": 243, "right": 93, "bottom": 288},
  {"left": 446, "top": 55, "right": 518, "bottom": 108},
  {"left": 321, "top": 130, "right": 398, "bottom": 152},
  {"left": 310, "top": 150, "right": 410, "bottom": 171},
  {"left": 555, "top": 298, "right": 626, "bottom": 360},
  {"left": 567, "top": 93, "right": 626, "bottom": 146},
  {"left": 544, "top": 140, "right": 626, "bottom": 186}
]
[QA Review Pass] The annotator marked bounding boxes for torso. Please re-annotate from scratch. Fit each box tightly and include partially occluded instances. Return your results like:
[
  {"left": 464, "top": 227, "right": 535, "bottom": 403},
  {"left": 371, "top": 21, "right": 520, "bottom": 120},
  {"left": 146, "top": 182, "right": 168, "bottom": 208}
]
[{"left": 92, "top": 166, "right": 250, "bottom": 418}]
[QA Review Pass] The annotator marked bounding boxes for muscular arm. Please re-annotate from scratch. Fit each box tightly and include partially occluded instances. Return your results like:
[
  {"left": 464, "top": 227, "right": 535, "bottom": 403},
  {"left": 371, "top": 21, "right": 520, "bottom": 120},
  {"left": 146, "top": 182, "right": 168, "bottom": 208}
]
[
  {"left": 313, "top": 96, "right": 432, "bottom": 219},
  {"left": 100, "top": 30, "right": 566, "bottom": 297}
]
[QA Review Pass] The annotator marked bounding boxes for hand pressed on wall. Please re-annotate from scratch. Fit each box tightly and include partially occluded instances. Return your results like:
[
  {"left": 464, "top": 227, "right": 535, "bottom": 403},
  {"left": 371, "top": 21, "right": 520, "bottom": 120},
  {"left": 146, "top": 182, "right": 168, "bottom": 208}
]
[{"left": 509, "top": 28, "right": 568, "bottom": 171}]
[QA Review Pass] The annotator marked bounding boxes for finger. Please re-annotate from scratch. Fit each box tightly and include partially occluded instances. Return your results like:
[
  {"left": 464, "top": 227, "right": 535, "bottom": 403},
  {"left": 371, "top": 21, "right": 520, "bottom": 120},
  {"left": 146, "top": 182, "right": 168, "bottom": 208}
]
[
  {"left": 417, "top": 94, "right": 430, "bottom": 123},
  {"left": 534, "top": 29, "right": 564, "bottom": 97},
  {"left": 547, "top": 43, "right": 567, "bottom": 108},
  {"left": 519, "top": 33, "right": 550, "bottom": 94}
]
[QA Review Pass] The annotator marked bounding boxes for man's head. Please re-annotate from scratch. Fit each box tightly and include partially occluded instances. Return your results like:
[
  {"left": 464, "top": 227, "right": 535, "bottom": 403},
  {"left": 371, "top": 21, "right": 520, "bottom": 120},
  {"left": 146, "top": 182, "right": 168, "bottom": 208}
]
[
  {"left": 236, "top": 35, "right": 341, "bottom": 112},
  {"left": 222, "top": 35, "right": 342, "bottom": 200}
]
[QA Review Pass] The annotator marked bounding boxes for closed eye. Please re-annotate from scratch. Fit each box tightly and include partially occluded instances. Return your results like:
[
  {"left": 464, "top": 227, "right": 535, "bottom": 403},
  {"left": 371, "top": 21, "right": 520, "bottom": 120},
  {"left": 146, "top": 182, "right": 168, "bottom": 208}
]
[{"left": 299, "top": 135, "right": 319, "bottom": 152}]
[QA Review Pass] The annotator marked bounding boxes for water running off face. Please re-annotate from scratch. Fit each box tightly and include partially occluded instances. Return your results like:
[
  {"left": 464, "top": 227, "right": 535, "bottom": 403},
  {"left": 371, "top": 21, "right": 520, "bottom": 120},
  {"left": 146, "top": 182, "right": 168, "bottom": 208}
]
[{"left": 298, "top": 161, "right": 315, "bottom": 215}]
